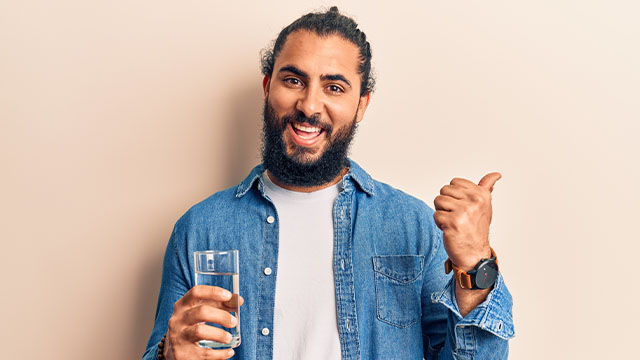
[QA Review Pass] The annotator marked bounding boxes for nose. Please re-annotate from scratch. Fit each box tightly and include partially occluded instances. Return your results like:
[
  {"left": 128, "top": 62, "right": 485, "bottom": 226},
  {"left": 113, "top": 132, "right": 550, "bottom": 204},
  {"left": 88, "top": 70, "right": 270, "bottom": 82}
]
[{"left": 295, "top": 86, "right": 323, "bottom": 119}]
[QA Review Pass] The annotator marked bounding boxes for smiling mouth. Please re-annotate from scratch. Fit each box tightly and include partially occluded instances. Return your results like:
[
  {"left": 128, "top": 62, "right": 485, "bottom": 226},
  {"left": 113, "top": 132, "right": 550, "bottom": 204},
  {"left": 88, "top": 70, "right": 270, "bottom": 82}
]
[
  {"left": 286, "top": 120, "right": 328, "bottom": 148},
  {"left": 291, "top": 122, "right": 324, "bottom": 140}
]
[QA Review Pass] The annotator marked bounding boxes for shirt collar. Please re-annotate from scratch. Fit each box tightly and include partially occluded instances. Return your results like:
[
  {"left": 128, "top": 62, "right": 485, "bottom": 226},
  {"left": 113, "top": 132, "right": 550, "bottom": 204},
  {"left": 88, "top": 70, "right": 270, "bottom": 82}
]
[{"left": 235, "top": 159, "right": 375, "bottom": 198}]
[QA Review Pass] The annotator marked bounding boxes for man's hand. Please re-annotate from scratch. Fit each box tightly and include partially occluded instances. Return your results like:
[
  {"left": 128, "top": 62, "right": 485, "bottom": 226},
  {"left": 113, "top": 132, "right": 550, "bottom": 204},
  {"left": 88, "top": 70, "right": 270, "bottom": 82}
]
[
  {"left": 433, "top": 172, "right": 501, "bottom": 270},
  {"left": 433, "top": 172, "right": 501, "bottom": 316},
  {"left": 164, "top": 285, "right": 244, "bottom": 360}
]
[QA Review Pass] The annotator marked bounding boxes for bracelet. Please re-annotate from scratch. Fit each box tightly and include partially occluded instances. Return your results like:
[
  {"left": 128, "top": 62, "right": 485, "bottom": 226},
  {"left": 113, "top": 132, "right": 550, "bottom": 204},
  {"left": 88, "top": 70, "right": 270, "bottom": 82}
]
[{"left": 157, "top": 333, "right": 167, "bottom": 359}]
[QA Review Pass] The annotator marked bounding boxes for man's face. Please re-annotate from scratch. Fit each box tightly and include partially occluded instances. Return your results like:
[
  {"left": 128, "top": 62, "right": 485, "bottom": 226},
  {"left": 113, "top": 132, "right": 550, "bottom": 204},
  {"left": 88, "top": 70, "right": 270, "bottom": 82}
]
[{"left": 262, "top": 30, "right": 370, "bottom": 187}]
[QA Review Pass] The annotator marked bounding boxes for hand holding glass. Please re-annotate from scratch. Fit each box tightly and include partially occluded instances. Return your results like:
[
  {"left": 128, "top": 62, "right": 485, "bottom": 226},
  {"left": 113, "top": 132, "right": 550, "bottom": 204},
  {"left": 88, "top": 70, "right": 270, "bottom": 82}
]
[{"left": 194, "top": 250, "right": 241, "bottom": 349}]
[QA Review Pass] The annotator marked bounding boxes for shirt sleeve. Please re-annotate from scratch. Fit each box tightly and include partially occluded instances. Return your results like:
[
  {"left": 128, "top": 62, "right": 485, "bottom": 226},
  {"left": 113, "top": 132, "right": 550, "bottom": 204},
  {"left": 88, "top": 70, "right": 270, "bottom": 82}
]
[
  {"left": 421, "top": 223, "right": 514, "bottom": 359},
  {"left": 432, "top": 273, "right": 514, "bottom": 359},
  {"left": 142, "top": 225, "right": 192, "bottom": 360}
]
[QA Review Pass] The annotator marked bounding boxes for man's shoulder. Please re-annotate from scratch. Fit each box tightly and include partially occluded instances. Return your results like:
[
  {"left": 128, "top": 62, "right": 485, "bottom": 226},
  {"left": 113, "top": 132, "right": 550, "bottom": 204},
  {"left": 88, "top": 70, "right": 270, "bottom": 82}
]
[
  {"left": 176, "top": 164, "right": 265, "bottom": 228},
  {"left": 348, "top": 159, "right": 434, "bottom": 216},
  {"left": 358, "top": 171, "right": 442, "bottom": 253},
  {"left": 174, "top": 185, "right": 244, "bottom": 229},
  {"left": 369, "top": 177, "right": 435, "bottom": 216}
]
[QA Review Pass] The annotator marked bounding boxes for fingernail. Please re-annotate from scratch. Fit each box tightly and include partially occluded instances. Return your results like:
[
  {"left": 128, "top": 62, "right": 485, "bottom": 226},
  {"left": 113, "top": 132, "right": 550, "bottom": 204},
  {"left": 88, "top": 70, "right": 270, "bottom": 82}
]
[
  {"left": 222, "top": 289, "right": 232, "bottom": 298},
  {"left": 229, "top": 315, "right": 237, "bottom": 326},
  {"left": 227, "top": 349, "right": 235, "bottom": 357}
]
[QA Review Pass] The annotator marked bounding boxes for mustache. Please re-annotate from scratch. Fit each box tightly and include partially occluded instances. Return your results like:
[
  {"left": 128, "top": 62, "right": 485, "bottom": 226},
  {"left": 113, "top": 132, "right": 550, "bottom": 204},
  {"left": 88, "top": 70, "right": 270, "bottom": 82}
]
[{"left": 281, "top": 111, "right": 333, "bottom": 134}]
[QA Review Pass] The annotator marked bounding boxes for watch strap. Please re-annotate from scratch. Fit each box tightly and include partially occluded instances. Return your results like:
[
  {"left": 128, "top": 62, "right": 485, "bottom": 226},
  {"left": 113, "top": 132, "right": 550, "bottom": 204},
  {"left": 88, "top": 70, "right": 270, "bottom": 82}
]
[{"left": 445, "top": 248, "right": 498, "bottom": 289}]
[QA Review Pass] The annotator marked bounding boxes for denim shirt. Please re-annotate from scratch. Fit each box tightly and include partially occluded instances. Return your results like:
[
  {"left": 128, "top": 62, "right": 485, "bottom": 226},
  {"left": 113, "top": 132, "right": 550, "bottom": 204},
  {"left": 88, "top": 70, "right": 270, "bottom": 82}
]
[{"left": 143, "top": 160, "right": 514, "bottom": 360}]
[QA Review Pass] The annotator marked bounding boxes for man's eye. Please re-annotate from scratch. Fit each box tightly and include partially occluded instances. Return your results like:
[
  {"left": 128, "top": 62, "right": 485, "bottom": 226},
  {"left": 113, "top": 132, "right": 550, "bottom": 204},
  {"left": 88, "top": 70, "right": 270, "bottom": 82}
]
[
  {"left": 284, "top": 78, "right": 302, "bottom": 86},
  {"left": 328, "top": 85, "right": 344, "bottom": 93}
]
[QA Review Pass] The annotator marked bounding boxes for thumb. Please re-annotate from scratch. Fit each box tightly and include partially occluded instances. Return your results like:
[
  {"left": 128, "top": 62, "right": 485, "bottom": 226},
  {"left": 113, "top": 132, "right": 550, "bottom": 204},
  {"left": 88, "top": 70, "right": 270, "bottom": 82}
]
[{"left": 478, "top": 172, "right": 502, "bottom": 192}]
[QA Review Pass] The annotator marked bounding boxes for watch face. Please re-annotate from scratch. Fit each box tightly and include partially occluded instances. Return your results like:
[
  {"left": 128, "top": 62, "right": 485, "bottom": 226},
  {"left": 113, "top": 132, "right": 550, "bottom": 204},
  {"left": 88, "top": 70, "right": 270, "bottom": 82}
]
[{"left": 473, "top": 260, "right": 499, "bottom": 289}]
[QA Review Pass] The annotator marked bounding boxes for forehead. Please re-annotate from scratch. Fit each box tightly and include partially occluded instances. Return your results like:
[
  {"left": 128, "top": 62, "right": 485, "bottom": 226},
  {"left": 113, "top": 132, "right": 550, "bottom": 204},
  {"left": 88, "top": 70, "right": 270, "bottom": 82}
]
[{"left": 274, "top": 30, "right": 360, "bottom": 79}]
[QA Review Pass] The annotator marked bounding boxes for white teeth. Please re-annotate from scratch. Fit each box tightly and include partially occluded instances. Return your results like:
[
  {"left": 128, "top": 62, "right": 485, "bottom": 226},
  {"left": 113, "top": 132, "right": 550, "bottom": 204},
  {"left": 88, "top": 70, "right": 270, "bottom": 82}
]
[{"left": 292, "top": 123, "right": 321, "bottom": 133}]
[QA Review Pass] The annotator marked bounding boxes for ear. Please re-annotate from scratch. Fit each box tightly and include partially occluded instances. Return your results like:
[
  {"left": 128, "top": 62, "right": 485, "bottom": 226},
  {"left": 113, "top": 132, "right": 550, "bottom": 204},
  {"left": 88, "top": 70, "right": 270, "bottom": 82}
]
[
  {"left": 262, "top": 75, "right": 271, "bottom": 98},
  {"left": 355, "top": 92, "right": 371, "bottom": 123}
]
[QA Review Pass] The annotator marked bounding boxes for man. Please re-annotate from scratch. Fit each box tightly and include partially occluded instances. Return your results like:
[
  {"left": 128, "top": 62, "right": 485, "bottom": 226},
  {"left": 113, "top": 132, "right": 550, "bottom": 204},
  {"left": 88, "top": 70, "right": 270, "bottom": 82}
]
[{"left": 143, "top": 7, "right": 514, "bottom": 360}]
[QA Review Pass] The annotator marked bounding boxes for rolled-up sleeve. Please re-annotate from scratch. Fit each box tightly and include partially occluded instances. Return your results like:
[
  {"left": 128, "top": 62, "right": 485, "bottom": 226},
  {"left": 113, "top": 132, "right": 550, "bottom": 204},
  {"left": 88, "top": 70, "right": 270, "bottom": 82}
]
[{"left": 432, "top": 273, "right": 515, "bottom": 359}]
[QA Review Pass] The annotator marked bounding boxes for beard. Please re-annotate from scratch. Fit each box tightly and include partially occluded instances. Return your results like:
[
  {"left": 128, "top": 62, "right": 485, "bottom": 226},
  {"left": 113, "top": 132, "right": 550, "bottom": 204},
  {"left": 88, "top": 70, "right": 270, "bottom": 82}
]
[{"left": 260, "top": 99, "right": 358, "bottom": 188}]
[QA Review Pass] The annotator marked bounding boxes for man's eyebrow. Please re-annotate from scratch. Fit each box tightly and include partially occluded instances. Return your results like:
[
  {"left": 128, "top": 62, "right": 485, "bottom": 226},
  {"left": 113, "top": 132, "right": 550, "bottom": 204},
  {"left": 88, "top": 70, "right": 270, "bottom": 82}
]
[
  {"left": 277, "top": 65, "right": 352, "bottom": 88},
  {"left": 277, "top": 65, "right": 308, "bottom": 79},
  {"left": 321, "top": 74, "right": 352, "bottom": 88}
]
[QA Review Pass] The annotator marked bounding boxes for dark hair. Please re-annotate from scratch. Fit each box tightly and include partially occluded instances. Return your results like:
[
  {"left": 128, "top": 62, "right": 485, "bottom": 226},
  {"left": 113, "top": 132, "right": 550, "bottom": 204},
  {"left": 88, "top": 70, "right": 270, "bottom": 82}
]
[{"left": 260, "top": 6, "right": 375, "bottom": 96}]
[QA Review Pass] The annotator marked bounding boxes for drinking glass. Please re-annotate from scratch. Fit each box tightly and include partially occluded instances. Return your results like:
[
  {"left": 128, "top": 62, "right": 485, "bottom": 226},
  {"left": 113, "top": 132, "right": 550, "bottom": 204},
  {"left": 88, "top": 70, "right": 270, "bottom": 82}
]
[{"left": 193, "top": 250, "right": 241, "bottom": 349}]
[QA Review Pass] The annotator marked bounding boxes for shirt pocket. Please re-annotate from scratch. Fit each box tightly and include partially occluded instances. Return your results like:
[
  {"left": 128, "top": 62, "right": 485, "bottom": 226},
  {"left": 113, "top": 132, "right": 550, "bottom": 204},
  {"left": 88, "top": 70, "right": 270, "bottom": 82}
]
[{"left": 373, "top": 255, "right": 425, "bottom": 328}]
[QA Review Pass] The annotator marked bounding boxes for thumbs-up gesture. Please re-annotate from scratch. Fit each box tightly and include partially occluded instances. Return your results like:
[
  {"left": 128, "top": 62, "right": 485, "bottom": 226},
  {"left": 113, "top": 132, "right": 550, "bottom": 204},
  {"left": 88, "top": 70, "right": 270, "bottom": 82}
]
[{"left": 433, "top": 173, "right": 501, "bottom": 271}]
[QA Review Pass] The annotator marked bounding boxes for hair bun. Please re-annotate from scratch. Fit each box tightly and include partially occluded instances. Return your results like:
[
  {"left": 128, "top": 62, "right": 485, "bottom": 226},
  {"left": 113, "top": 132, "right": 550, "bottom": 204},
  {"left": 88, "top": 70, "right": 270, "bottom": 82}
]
[{"left": 329, "top": 6, "right": 339, "bottom": 13}]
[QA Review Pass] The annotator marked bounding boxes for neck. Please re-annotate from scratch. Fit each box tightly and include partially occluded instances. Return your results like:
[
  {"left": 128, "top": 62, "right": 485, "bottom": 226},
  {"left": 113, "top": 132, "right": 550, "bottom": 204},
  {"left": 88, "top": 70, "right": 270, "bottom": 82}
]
[{"left": 266, "top": 167, "right": 349, "bottom": 193}]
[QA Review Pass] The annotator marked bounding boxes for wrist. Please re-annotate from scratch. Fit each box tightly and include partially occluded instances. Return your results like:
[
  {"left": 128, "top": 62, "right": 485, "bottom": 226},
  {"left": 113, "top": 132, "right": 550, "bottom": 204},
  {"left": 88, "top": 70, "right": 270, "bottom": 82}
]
[
  {"left": 157, "top": 333, "right": 167, "bottom": 359},
  {"left": 158, "top": 332, "right": 174, "bottom": 360},
  {"left": 445, "top": 247, "right": 498, "bottom": 290}
]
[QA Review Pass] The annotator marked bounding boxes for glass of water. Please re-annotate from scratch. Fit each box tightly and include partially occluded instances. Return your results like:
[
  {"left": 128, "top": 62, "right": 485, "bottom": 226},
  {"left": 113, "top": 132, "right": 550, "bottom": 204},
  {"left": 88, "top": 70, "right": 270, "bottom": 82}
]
[{"left": 193, "top": 250, "right": 240, "bottom": 349}]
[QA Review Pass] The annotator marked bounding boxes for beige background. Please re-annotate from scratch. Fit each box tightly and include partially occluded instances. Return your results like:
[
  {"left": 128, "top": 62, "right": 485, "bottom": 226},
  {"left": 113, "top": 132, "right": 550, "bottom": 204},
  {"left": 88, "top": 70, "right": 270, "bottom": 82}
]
[{"left": 1, "top": 0, "right": 638, "bottom": 359}]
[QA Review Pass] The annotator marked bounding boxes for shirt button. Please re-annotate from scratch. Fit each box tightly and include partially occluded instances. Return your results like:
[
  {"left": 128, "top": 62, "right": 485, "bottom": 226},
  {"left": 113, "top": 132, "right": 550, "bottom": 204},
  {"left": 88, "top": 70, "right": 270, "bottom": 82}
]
[
  {"left": 263, "top": 267, "right": 272, "bottom": 276},
  {"left": 266, "top": 216, "right": 275, "bottom": 224},
  {"left": 261, "top": 327, "right": 270, "bottom": 336}
]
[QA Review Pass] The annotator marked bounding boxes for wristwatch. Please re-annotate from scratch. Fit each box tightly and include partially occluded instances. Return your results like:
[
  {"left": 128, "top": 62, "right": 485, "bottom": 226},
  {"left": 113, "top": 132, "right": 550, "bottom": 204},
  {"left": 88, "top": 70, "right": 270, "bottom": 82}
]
[{"left": 445, "top": 248, "right": 499, "bottom": 290}]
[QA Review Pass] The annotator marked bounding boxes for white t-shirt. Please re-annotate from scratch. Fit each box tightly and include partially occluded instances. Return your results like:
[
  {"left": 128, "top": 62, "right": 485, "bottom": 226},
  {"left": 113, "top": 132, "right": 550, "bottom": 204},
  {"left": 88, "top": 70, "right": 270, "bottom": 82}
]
[{"left": 262, "top": 172, "right": 342, "bottom": 360}]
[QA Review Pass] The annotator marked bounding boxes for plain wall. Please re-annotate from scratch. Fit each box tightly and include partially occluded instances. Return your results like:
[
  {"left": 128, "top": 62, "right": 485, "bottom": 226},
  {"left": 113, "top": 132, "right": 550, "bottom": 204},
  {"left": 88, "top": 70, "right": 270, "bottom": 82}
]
[{"left": 1, "top": 1, "right": 638, "bottom": 358}]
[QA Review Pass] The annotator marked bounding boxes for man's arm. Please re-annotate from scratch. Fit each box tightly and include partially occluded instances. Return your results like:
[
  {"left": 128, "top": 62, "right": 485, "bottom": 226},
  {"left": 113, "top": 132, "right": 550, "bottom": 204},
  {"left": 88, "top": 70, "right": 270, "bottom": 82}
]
[
  {"left": 433, "top": 173, "right": 502, "bottom": 313},
  {"left": 422, "top": 172, "right": 514, "bottom": 359},
  {"left": 142, "top": 226, "right": 240, "bottom": 360},
  {"left": 143, "top": 228, "right": 188, "bottom": 360}
]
